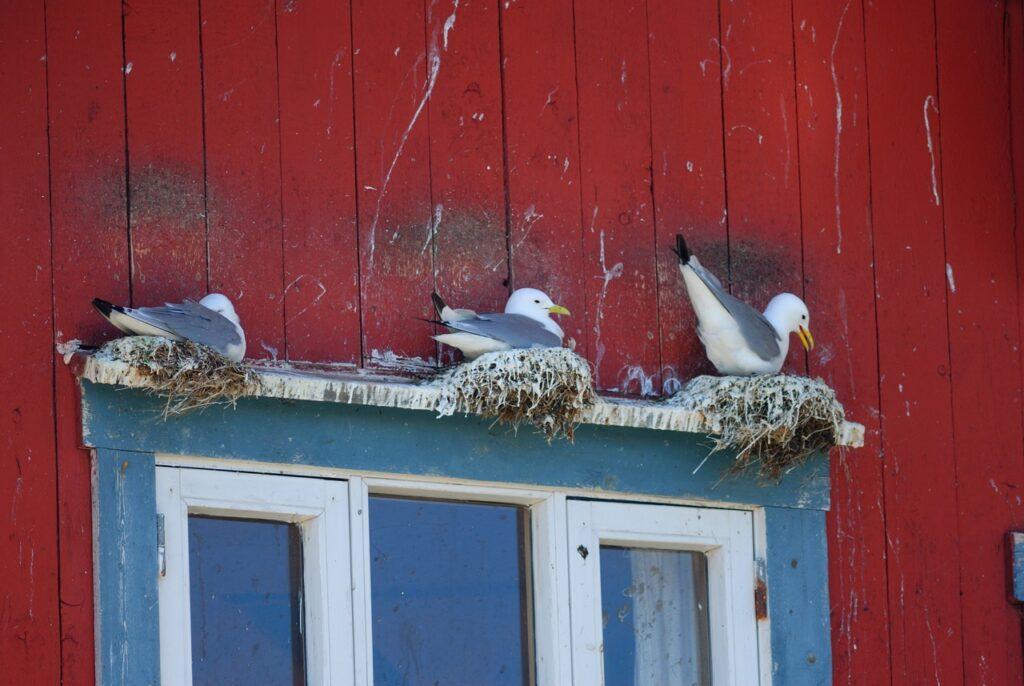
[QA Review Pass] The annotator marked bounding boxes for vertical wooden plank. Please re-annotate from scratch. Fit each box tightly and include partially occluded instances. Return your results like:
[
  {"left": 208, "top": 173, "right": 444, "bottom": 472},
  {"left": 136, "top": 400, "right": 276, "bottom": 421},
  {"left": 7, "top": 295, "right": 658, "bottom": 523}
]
[
  {"left": 201, "top": 0, "right": 284, "bottom": 359},
  {"left": 719, "top": 0, "right": 805, "bottom": 374},
  {"left": 764, "top": 507, "right": 833, "bottom": 684},
  {"left": 123, "top": 0, "right": 207, "bottom": 304},
  {"left": 352, "top": 0, "right": 435, "bottom": 368},
  {"left": 501, "top": 0, "right": 587, "bottom": 358},
  {"left": 45, "top": 0, "right": 130, "bottom": 681},
  {"left": 277, "top": 0, "right": 361, "bottom": 364},
  {"left": 427, "top": 0, "right": 508, "bottom": 367},
  {"left": 1012, "top": 0, "right": 1024, "bottom": 487},
  {"left": 0, "top": 0, "right": 59, "bottom": 680},
  {"left": 935, "top": 2, "right": 1024, "bottom": 684},
  {"left": 93, "top": 450, "right": 159, "bottom": 686},
  {"left": 647, "top": 0, "right": 728, "bottom": 389},
  {"left": 791, "top": 2, "right": 891, "bottom": 683},
  {"left": 863, "top": 1, "right": 963, "bottom": 683},
  {"left": 574, "top": 0, "right": 659, "bottom": 394}
]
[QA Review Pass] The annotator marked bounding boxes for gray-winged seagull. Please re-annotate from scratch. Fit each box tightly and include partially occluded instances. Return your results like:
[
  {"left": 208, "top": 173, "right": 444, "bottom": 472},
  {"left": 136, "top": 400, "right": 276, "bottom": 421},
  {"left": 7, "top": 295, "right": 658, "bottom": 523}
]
[
  {"left": 92, "top": 293, "right": 246, "bottom": 362},
  {"left": 431, "top": 288, "right": 570, "bottom": 359},
  {"left": 673, "top": 234, "right": 813, "bottom": 375}
]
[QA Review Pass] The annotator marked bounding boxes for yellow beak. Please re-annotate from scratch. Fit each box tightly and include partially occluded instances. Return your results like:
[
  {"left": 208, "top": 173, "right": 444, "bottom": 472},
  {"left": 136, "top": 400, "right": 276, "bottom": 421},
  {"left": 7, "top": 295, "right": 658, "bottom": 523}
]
[
  {"left": 797, "top": 325, "right": 815, "bottom": 351},
  {"left": 548, "top": 304, "right": 571, "bottom": 316}
]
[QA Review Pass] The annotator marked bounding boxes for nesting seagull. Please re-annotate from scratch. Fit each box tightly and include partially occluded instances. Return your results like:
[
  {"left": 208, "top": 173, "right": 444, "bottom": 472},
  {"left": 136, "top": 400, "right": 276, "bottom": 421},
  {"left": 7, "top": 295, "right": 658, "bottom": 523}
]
[
  {"left": 673, "top": 234, "right": 813, "bottom": 375},
  {"left": 430, "top": 288, "right": 570, "bottom": 360},
  {"left": 92, "top": 293, "right": 246, "bottom": 362}
]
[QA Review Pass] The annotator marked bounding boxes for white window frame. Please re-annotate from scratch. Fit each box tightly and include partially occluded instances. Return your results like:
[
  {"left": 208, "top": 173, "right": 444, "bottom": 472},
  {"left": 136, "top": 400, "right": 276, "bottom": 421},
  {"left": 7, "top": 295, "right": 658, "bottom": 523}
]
[
  {"left": 155, "top": 467, "right": 353, "bottom": 685},
  {"left": 567, "top": 499, "right": 760, "bottom": 685},
  {"left": 155, "top": 461, "right": 766, "bottom": 685}
]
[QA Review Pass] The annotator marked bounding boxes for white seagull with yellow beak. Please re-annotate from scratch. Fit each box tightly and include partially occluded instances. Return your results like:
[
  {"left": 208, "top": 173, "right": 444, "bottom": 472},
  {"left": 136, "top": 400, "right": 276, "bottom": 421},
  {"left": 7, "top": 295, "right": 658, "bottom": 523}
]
[
  {"left": 431, "top": 288, "right": 571, "bottom": 360},
  {"left": 673, "top": 234, "right": 814, "bottom": 375}
]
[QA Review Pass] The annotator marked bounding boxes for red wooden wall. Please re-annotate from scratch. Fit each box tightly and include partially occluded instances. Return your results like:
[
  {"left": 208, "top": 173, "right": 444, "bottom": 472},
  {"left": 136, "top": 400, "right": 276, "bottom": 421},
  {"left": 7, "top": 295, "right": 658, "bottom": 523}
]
[{"left": 2, "top": 0, "right": 1023, "bottom": 683}]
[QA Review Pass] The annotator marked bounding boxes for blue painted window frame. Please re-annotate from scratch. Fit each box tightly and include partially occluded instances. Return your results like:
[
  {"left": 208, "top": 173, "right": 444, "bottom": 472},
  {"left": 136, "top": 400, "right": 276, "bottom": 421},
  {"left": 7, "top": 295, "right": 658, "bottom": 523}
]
[{"left": 81, "top": 380, "right": 832, "bottom": 685}]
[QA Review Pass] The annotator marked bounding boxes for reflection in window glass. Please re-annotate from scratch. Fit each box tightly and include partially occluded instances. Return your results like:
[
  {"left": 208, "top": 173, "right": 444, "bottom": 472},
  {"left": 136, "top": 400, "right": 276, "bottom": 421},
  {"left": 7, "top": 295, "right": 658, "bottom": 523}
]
[
  {"left": 369, "top": 496, "right": 534, "bottom": 685},
  {"left": 188, "top": 516, "right": 305, "bottom": 686},
  {"left": 600, "top": 546, "right": 712, "bottom": 686}
]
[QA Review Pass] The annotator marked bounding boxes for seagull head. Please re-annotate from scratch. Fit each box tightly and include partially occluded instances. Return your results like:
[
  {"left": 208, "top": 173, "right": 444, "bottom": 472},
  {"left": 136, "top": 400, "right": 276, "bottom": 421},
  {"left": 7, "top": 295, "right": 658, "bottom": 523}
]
[
  {"left": 505, "top": 288, "right": 570, "bottom": 338},
  {"left": 199, "top": 293, "right": 242, "bottom": 328},
  {"left": 764, "top": 293, "right": 814, "bottom": 351}
]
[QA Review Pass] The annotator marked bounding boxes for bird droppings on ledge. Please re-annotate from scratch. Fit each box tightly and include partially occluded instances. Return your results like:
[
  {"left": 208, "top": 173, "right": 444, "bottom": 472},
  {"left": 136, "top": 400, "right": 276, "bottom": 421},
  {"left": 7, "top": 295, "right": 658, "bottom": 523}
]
[{"left": 67, "top": 344, "right": 865, "bottom": 449}]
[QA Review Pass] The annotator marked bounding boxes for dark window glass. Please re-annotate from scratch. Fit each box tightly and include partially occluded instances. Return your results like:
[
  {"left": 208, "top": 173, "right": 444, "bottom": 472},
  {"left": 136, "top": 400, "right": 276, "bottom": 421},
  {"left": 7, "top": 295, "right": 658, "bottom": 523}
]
[
  {"left": 369, "top": 496, "right": 534, "bottom": 685},
  {"left": 188, "top": 515, "right": 306, "bottom": 686},
  {"left": 600, "top": 546, "right": 712, "bottom": 686}
]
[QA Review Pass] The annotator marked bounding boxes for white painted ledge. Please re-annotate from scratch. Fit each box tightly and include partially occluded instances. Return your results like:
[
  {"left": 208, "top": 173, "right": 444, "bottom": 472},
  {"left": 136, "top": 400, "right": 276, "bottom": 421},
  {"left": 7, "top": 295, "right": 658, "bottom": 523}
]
[{"left": 71, "top": 352, "right": 865, "bottom": 448}]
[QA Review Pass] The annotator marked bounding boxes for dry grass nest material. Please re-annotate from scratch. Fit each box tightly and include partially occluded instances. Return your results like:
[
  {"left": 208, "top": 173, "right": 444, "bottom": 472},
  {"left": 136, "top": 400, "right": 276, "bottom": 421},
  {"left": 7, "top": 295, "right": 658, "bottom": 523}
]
[
  {"left": 96, "top": 336, "right": 261, "bottom": 418},
  {"left": 667, "top": 374, "right": 846, "bottom": 480},
  {"left": 430, "top": 348, "right": 597, "bottom": 441}
]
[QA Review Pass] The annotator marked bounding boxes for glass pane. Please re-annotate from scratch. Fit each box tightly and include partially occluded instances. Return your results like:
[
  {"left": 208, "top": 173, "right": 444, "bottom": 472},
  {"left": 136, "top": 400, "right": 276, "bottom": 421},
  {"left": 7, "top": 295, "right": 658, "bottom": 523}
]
[
  {"left": 600, "top": 546, "right": 712, "bottom": 686},
  {"left": 369, "top": 496, "right": 534, "bottom": 685},
  {"left": 188, "top": 515, "right": 306, "bottom": 686}
]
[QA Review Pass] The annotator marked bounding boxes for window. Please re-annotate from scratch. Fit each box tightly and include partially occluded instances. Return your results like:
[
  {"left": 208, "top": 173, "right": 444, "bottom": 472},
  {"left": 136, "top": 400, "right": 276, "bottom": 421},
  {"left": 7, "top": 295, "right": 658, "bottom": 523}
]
[{"left": 156, "top": 467, "right": 762, "bottom": 685}]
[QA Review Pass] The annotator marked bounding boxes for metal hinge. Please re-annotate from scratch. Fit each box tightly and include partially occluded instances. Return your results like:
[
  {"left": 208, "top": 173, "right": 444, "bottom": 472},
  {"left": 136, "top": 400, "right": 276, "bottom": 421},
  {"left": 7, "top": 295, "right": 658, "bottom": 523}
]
[
  {"left": 754, "top": 559, "right": 768, "bottom": 620},
  {"left": 157, "top": 514, "right": 166, "bottom": 578}
]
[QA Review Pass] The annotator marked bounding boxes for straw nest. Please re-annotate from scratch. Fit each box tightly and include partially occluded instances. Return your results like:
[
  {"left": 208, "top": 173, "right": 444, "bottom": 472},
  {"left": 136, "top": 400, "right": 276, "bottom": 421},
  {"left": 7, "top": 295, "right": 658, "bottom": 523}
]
[
  {"left": 95, "top": 336, "right": 261, "bottom": 418},
  {"left": 429, "top": 347, "right": 597, "bottom": 441},
  {"left": 667, "top": 374, "right": 846, "bottom": 480}
]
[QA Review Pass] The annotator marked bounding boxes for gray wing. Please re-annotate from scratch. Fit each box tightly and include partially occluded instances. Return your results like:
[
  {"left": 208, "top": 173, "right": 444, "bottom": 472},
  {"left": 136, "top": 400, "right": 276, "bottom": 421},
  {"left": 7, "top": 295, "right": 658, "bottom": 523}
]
[
  {"left": 688, "top": 257, "right": 781, "bottom": 362},
  {"left": 442, "top": 312, "right": 562, "bottom": 349},
  {"left": 131, "top": 300, "right": 242, "bottom": 351}
]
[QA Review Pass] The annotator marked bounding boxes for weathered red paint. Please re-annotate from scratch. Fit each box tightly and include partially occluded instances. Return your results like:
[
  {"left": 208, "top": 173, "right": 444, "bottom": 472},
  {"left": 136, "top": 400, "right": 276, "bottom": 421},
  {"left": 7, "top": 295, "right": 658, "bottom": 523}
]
[
  {"left": 574, "top": 0, "right": 660, "bottom": 395},
  {"left": 277, "top": 0, "right": 361, "bottom": 364},
  {"left": 863, "top": 0, "right": 964, "bottom": 682},
  {"left": 935, "top": 2, "right": 1024, "bottom": 682},
  {"left": 501, "top": 0, "right": 587, "bottom": 358},
  {"left": 0, "top": 1, "right": 59, "bottom": 681},
  {"left": 4, "top": 1, "right": 1024, "bottom": 683},
  {"left": 201, "top": 0, "right": 285, "bottom": 360},
  {"left": 124, "top": 0, "right": 207, "bottom": 304},
  {"left": 791, "top": 1, "right": 891, "bottom": 682}
]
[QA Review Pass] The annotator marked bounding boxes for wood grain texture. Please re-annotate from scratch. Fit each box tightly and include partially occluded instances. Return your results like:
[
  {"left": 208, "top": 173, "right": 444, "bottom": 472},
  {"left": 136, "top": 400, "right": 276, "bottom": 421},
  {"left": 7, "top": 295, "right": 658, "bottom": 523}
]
[
  {"left": 44, "top": 0, "right": 130, "bottom": 681},
  {"left": 501, "top": 0, "right": 587, "bottom": 358},
  {"left": 351, "top": 0, "right": 436, "bottom": 368},
  {"left": 574, "top": 0, "right": 660, "bottom": 394},
  {"left": 427, "top": 0, "right": 508, "bottom": 367},
  {"left": 123, "top": 0, "right": 207, "bottom": 304},
  {"left": 863, "top": 0, "right": 964, "bottom": 682},
  {"left": 277, "top": 0, "right": 361, "bottom": 363},
  {"left": 648, "top": 0, "right": 728, "bottom": 390},
  {"left": 935, "top": 1, "right": 1024, "bottom": 683},
  {"left": 719, "top": 0, "right": 804, "bottom": 340},
  {"left": 791, "top": 1, "right": 891, "bottom": 682},
  {"left": 0, "top": 0, "right": 59, "bottom": 680},
  {"left": 201, "top": 0, "right": 285, "bottom": 360}
]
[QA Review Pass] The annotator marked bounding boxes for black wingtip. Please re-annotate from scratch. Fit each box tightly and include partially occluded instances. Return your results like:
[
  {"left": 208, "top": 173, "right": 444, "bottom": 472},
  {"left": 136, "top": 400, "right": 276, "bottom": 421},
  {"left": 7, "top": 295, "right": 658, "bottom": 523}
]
[
  {"left": 430, "top": 292, "right": 447, "bottom": 317},
  {"left": 92, "top": 298, "right": 117, "bottom": 318},
  {"left": 672, "top": 234, "right": 691, "bottom": 263}
]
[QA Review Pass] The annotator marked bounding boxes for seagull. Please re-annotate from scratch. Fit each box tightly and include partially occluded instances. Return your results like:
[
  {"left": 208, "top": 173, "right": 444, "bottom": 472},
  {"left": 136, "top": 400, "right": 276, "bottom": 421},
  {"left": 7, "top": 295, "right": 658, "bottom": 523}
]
[
  {"left": 673, "top": 234, "right": 813, "bottom": 375},
  {"left": 92, "top": 293, "right": 246, "bottom": 362},
  {"left": 430, "top": 288, "right": 570, "bottom": 360}
]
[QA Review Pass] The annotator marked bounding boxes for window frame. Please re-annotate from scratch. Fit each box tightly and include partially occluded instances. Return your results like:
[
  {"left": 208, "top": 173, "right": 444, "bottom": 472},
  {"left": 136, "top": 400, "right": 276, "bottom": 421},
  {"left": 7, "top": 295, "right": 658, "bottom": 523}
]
[
  {"left": 153, "top": 463, "right": 767, "bottom": 685},
  {"left": 155, "top": 467, "right": 353, "bottom": 686}
]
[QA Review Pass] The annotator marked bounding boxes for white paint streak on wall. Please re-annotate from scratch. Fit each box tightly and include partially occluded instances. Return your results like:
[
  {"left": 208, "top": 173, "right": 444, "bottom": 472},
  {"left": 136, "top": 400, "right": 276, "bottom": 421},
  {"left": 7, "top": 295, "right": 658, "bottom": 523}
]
[
  {"left": 830, "top": 1, "right": 851, "bottom": 254},
  {"left": 284, "top": 274, "right": 329, "bottom": 325},
  {"left": 593, "top": 221, "right": 624, "bottom": 381},
  {"left": 421, "top": 203, "right": 444, "bottom": 255},
  {"left": 946, "top": 263, "right": 956, "bottom": 293},
  {"left": 923, "top": 95, "right": 941, "bottom": 206}
]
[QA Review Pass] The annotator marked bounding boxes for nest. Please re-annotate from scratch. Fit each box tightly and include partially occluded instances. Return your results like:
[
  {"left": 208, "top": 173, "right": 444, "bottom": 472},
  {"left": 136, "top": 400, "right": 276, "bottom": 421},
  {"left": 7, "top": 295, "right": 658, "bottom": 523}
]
[
  {"left": 667, "top": 374, "right": 846, "bottom": 480},
  {"left": 429, "top": 348, "right": 597, "bottom": 441},
  {"left": 95, "top": 336, "right": 261, "bottom": 418}
]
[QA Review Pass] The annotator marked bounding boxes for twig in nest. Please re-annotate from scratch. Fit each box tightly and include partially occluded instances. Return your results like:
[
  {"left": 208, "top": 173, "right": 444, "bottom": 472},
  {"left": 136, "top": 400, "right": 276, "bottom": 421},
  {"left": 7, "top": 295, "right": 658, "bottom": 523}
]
[
  {"left": 667, "top": 374, "right": 846, "bottom": 481},
  {"left": 428, "top": 348, "right": 597, "bottom": 441},
  {"left": 96, "top": 336, "right": 261, "bottom": 418}
]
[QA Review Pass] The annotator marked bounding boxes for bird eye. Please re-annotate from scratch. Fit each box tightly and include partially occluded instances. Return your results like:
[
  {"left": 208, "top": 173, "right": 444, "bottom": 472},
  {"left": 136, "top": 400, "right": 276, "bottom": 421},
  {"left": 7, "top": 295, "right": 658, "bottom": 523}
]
[
  {"left": 534, "top": 299, "right": 540, "bottom": 304},
  {"left": 802, "top": 314, "right": 807, "bottom": 320}
]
